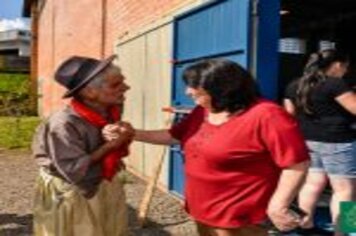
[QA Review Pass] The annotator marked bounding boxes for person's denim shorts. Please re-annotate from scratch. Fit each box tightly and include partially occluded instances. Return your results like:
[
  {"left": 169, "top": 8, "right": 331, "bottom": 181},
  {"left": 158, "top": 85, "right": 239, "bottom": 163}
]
[{"left": 306, "top": 140, "right": 356, "bottom": 178}]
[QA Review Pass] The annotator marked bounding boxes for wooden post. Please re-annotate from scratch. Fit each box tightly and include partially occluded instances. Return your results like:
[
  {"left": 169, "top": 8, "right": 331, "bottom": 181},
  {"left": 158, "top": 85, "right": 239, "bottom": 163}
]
[
  {"left": 137, "top": 146, "right": 168, "bottom": 227},
  {"left": 137, "top": 107, "right": 191, "bottom": 227}
]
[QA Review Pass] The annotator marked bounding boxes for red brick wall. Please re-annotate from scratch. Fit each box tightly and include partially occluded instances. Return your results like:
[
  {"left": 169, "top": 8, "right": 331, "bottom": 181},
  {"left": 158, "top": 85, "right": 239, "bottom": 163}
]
[
  {"left": 105, "top": 0, "right": 188, "bottom": 55},
  {"left": 37, "top": 0, "right": 195, "bottom": 116}
]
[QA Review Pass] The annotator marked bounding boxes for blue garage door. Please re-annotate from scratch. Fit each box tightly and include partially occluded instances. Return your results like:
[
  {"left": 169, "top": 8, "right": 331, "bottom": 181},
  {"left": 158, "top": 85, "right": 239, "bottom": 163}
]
[{"left": 170, "top": 0, "right": 280, "bottom": 196}]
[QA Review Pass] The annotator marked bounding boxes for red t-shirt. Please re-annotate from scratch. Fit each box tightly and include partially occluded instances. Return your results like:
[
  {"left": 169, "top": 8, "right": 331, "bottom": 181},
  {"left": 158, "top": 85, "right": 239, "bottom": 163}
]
[{"left": 169, "top": 99, "right": 309, "bottom": 228}]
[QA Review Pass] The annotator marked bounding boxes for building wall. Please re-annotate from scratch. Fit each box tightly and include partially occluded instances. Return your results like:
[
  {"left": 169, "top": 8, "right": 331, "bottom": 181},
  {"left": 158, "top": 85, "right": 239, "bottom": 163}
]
[
  {"left": 37, "top": 0, "right": 104, "bottom": 116},
  {"left": 114, "top": 0, "right": 211, "bottom": 186},
  {"left": 37, "top": 0, "right": 206, "bottom": 116},
  {"left": 105, "top": 0, "right": 207, "bottom": 56},
  {"left": 116, "top": 24, "right": 172, "bottom": 185}
]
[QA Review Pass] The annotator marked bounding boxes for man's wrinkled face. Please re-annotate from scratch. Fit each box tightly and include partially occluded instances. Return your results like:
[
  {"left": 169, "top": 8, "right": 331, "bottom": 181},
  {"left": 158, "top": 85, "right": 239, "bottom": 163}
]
[{"left": 95, "top": 68, "right": 130, "bottom": 106}]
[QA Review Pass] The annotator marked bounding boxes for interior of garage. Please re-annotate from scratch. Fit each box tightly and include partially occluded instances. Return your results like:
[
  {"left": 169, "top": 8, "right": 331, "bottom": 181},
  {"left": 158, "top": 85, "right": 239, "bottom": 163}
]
[
  {"left": 278, "top": 0, "right": 356, "bottom": 100},
  {"left": 278, "top": 0, "right": 356, "bottom": 233}
]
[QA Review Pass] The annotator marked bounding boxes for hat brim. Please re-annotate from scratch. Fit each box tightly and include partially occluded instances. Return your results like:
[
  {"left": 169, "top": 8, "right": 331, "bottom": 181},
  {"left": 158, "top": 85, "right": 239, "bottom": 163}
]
[{"left": 62, "top": 55, "right": 117, "bottom": 98}]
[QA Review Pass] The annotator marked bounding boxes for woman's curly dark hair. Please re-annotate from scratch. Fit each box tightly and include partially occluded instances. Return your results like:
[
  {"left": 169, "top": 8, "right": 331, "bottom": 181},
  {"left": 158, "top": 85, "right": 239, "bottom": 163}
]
[
  {"left": 182, "top": 59, "right": 260, "bottom": 113},
  {"left": 296, "top": 49, "right": 349, "bottom": 114}
]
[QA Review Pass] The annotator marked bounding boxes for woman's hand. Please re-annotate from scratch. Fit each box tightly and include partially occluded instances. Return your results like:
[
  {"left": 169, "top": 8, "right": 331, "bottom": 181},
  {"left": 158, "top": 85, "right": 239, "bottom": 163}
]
[
  {"left": 267, "top": 161, "right": 309, "bottom": 232},
  {"left": 267, "top": 204, "right": 301, "bottom": 232}
]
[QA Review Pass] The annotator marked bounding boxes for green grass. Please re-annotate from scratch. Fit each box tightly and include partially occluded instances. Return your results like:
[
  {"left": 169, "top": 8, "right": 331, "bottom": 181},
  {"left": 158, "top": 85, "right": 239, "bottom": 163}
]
[
  {"left": 0, "top": 116, "right": 41, "bottom": 149},
  {"left": 0, "top": 73, "right": 29, "bottom": 93}
]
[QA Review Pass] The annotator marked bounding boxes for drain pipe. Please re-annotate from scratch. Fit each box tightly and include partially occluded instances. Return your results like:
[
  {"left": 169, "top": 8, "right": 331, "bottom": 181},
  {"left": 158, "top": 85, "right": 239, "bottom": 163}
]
[
  {"left": 249, "top": 0, "right": 259, "bottom": 78},
  {"left": 101, "top": 0, "right": 107, "bottom": 58},
  {"left": 30, "top": 0, "right": 39, "bottom": 114}
]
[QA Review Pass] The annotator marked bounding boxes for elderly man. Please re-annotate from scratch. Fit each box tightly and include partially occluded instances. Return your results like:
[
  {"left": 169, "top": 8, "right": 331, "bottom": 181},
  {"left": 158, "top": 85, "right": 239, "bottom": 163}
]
[{"left": 32, "top": 55, "right": 132, "bottom": 236}]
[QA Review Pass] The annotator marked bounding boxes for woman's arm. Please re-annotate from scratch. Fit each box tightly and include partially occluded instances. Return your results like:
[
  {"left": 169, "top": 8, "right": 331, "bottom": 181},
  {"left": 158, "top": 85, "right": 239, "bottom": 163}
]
[
  {"left": 135, "top": 129, "right": 179, "bottom": 145},
  {"left": 102, "top": 124, "right": 178, "bottom": 146},
  {"left": 335, "top": 91, "right": 356, "bottom": 115},
  {"left": 283, "top": 98, "right": 296, "bottom": 116},
  {"left": 267, "top": 161, "right": 309, "bottom": 231}
]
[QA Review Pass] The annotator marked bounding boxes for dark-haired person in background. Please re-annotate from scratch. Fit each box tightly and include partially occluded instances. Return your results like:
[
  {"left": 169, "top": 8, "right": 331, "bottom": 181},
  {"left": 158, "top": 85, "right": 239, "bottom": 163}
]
[
  {"left": 284, "top": 49, "right": 356, "bottom": 236},
  {"left": 104, "top": 59, "right": 310, "bottom": 236}
]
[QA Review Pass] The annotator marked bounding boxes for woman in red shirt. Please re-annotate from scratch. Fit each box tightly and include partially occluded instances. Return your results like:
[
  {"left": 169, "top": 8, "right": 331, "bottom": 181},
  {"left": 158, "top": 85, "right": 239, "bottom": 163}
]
[{"left": 105, "top": 59, "right": 310, "bottom": 236}]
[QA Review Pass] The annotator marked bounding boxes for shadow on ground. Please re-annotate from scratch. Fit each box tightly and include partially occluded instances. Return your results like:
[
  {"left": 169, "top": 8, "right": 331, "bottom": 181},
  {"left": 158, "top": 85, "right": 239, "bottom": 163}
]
[
  {"left": 0, "top": 205, "right": 187, "bottom": 236},
  {"left": 0, "top": 213, "right": 33, "bottom": 236},
  {"left": 128, "top": 204, "right": 186, "bottom": 236}
]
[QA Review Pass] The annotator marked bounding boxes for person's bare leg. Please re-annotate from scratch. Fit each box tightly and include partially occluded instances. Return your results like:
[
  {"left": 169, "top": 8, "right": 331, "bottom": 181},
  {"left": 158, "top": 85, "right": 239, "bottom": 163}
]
[
  {"left": 196, "top": 222, "right": 213, "bottom": 236},
  {"left": 209, "top": 225, "right": 268, "bottom": 236},
  {"left": 329, "top": 177, "right": 356, "bottom": 236},
  {"left": 298, "top": 171, "right": 328, "bottom": 228}
]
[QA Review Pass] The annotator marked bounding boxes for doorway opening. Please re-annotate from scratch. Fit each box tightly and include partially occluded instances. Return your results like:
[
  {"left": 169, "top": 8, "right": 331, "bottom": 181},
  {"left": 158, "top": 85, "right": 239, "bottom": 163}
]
[
  {"left": 278, "top": 0, "right": 356, "bottom": 232},
  {"left": 279, "top": 0, "right": 356, "bottom": 99}
]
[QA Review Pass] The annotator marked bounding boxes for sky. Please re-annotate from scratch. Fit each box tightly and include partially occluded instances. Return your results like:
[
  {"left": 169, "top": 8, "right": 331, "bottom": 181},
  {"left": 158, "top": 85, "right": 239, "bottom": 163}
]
[{"left": 0, "top": 0, "right": 29, "bottom": 32}]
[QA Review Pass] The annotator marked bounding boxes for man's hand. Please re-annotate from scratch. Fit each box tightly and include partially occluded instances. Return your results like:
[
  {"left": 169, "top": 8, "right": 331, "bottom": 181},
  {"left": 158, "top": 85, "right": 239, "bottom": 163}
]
[
  {"left": 102, "top": 124, "right": 119, "bottom": 141},
  {"left": 102, "top": 121, "right": 135, "bottom": 142}
]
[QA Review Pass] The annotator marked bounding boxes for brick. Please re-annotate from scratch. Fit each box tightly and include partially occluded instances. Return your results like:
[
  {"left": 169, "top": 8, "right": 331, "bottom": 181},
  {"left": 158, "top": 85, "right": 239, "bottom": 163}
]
[{"left": 37, "top": 0, "right": 195, "bottom": 115}]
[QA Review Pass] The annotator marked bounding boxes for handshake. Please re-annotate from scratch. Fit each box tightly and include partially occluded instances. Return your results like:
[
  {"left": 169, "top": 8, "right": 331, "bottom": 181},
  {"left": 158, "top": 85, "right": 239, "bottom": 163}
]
[{"left": 102, "top": 121, "right": 136, "bottom": 143}]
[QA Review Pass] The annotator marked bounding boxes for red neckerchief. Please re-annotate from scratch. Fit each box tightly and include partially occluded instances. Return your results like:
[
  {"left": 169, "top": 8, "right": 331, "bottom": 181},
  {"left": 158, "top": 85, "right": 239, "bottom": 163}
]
[{"left": 70, "top": 99, "right": 129, "bottom": 181}]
